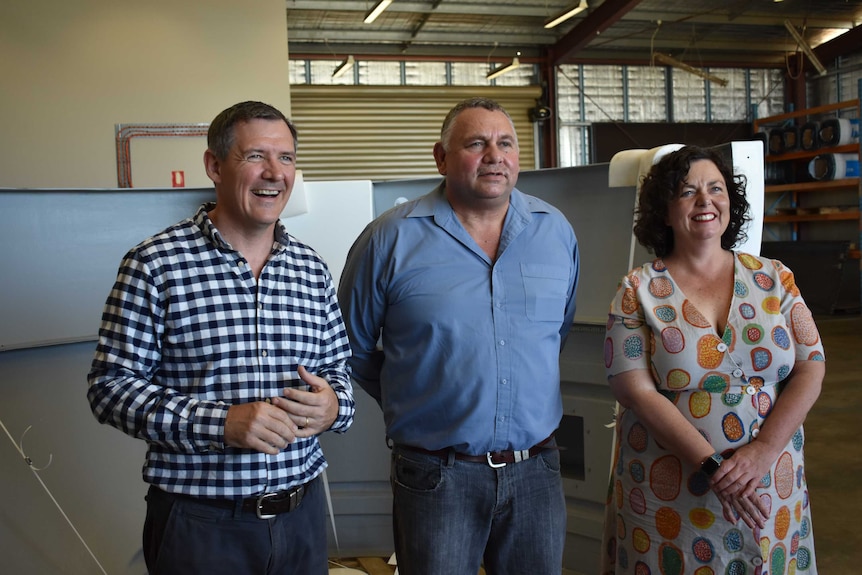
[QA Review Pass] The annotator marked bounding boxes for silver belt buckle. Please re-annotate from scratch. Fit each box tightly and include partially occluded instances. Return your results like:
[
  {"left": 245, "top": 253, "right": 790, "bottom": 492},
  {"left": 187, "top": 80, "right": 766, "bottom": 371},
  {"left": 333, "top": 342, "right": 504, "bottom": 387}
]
[
  {"left": 255, "top": 492, "right": 278, "bottom": 519},
  {"left": 486, "top": 452, "right": 506, "bottom": 468}
]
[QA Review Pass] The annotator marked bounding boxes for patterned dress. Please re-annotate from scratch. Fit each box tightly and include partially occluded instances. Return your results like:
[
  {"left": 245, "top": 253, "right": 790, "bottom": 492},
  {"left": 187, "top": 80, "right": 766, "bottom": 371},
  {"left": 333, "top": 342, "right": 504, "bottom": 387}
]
[{"left": 600, "top": 252, "right": 825, "bottom": 575}]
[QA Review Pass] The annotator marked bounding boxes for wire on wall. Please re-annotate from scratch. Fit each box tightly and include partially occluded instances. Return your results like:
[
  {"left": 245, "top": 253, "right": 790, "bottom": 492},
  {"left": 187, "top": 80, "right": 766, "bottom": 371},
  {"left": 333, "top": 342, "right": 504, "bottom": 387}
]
[{"left": 115, "top": 123, "right": 210, "bottom": 188}]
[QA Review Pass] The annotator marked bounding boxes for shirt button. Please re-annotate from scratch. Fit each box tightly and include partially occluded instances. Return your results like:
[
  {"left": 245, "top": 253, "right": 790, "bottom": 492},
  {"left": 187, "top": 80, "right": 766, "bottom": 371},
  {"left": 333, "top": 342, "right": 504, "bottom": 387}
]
[
  {"left": 751, "top": 428, "right": 760, "bottom": 438},
  {"left": 716, "top": 343, "right": 727, "bottom": 352},
  {"left": 745, "top": 385, "right": 756, "bottom": 395},
  {"left": 501, "top": 379, "right": 508, "bottom": 385},
  {"left": 262, "top": 350, "right": 268, "bottom": 357},
  {"left": 238, "top": 260, "right": 246, "bottom": 267},
  {"left": 499, "top": 340, "right": 506, "bottom": 346},
  {"left": 752, "top": 557, "right": 763, "bottom": 566},
  {"left": 732, "top": 368, "right": 743, "bottom": 378}
]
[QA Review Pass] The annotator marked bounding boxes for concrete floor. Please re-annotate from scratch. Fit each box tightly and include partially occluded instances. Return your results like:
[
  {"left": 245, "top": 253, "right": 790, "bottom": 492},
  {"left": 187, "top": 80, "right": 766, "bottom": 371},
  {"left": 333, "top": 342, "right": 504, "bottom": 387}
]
[{"left": 803, "top": 314, "right": 862, "bottom": 574}]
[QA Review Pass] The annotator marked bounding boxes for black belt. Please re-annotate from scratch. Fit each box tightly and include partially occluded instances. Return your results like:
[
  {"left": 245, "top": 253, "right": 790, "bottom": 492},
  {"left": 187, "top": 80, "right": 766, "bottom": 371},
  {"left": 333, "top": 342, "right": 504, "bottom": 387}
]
[
  {"left": 163, "top": 484, "right": 306, "bottom": 519},
  {"left": 398, "top": 434, "right": 555, "bottom": 468}
]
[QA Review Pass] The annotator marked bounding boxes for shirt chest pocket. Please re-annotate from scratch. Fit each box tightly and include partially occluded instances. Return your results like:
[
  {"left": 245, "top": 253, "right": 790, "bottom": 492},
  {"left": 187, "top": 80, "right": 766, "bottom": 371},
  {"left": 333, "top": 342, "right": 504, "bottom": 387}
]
[{"left": 521, "top": 263, "right": 570, "bottom": 322}]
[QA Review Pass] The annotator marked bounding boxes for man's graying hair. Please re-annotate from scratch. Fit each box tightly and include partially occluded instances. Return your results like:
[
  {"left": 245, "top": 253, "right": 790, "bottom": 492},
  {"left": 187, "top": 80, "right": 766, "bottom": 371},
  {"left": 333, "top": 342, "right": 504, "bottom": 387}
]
[
  {"left": 439, "top": 97, "right": 518, "bottom": 151},
  {"left": 207, "top": 101, "right": 298, "bottom": 160}
]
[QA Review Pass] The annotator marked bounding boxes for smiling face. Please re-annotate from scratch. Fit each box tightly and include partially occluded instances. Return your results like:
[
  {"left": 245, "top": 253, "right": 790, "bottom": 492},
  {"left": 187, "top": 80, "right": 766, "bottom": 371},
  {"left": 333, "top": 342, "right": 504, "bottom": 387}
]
[
  {"left": 204, "top": 118, "right": 296, "bottom": 237},
  {"left": 433, "top": 107, "right": 519, "bottom": 210},
  {"left": 666, "top": 159, "right": 730, "bottom": 247}
]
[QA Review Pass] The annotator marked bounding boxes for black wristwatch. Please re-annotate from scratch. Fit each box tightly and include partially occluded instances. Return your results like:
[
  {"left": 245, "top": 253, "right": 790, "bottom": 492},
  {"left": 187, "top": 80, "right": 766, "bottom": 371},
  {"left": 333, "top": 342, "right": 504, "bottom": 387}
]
[{"left": 701, "top": 453, "right": 724, "bottom": 477}]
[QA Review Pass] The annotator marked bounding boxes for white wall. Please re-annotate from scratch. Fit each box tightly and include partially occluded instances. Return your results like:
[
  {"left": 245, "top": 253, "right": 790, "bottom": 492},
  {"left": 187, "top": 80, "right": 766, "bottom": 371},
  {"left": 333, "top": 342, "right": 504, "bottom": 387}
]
[{"left": 0, "top": 0, "right": 292, "bottom": 189}]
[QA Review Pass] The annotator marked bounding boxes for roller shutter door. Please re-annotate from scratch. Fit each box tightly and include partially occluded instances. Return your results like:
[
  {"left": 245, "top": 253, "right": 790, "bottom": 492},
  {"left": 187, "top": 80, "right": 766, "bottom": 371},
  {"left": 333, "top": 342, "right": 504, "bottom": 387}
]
[{"left": 289, "top": 85, "right": 542, "bottom": 181}]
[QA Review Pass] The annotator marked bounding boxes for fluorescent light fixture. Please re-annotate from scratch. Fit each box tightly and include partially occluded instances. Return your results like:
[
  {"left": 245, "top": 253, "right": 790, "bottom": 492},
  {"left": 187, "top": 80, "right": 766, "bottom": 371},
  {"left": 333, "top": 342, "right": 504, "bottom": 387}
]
[
  {"left": 544, "top": 0, "right": 588, "bottom": 29},
  {"left": 487, "top": 57, "right": 520, "bottom": 80},
  {"left": 331, "top": 55, "right": 355, "bottom": 79},
  {"left": 784, "top": 20, "right": 827, "bottom": 75},
  {"left": 364, "top": 0, "right": 394, "bottom": 24},
  {"left": 653, "top": 53, "right": 728, "bottom": 87}
]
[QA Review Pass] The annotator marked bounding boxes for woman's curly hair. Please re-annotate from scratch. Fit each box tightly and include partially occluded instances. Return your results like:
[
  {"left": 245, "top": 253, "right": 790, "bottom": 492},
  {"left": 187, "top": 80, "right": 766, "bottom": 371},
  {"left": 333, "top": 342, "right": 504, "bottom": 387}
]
[{"left": 633, "top": 145, "right": 751, "bottom": 257}]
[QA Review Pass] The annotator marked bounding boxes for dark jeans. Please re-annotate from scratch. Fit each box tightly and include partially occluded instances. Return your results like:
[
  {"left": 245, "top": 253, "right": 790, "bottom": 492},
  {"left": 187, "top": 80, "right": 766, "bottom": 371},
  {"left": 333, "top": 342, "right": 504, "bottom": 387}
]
[
  {"left": 391, "top": 443, "right": 566, "bottom": 575},
  {"left": 143, "top": 475, "right": 326, "bottom": 575}
]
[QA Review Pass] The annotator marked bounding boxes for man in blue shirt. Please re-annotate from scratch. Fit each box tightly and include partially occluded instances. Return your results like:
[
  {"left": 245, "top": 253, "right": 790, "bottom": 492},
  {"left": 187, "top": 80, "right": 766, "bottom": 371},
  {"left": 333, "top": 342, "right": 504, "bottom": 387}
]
[
  {"left": 88, "top": 101, "right": 354, "bottom": 575},
  {"left": 338, "top": 97, "right": 579, "bottom": 574}
]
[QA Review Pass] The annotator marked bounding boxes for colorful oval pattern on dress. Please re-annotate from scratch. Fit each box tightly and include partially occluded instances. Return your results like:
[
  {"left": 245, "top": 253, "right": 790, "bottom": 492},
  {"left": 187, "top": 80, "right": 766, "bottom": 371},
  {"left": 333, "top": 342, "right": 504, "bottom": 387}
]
[
  {"left": 775, "top": 452, "right": 794, "bottom": 499},
  {"left": 649, "top": 276, "right": 674, "bottom": 298},
  {"left": 738, "top": 253, "right": 762, "bottom": 270},
  {"left": 655, "top": 305, "right": 677, "bottom": 322},
  {"left": 775, "top": 505, "right": 791, "bottom": 539},
  {"left": 630, "top": 488, "right": 647, "bottom": 514},
  {"left": 658, "top": 542, "right": 684, "bottom": 575},
  {"left": 667, "top": 369, "right": 690, "bottom": 390},
  {"left": 604, "top": 337, "right": 614, "bottom": 368},
  {"left": 770, "top": 543, "right": 787, "bottom": 575},
  {"left": 682, "top": 300, "right": 710, "bottom": 328},
  {"left": 628, "top": 422, "right": 649, "bottom": 452},
  {"left": 662, "top": 327, "right": 685, "bottom": 354},
  {"left": 632, "top": 527, "right": 651, "bottom": 553},
  {"left": 622, "top": 287, "right": 639, "bottom": 315},
  {"left": 751, "top": 347, "right": 772, "bottom": 371},
  {"left": 734, "top": 280, "right": 749, "bottom": 298},
  {"left": 630, "top": 460, "right": 646, "bottom": 483},
  {"left": 757, "top": 392, "right": 772, "bottom": 417},
  {"left": 696, "top": 336, "right": 723, "bottom": 369},
  {"left": 624, "top": 334, "right": 645, "bottom": 360},
  {"left": 790, "top": 301, "right": 820, "bottom": 345},
  {"left": 721, "top": 412, "right": 745, "bottom": 442},
  {"left": 771, "top": 326, "right": 791, "bottom": 350},
  {"left": 699, "top": 372, "right": 729, "bottom": 393},
  {"left": 689, "top": 507, "right": 715, "bottom": 529},
  {"left": 691, "top": 537, "right": 714, "bottom": 563},
  {"left": 689, "top": 391, "right": 711, "bottom": 418},
  {"left": 650, "top": 455, "right": 682, "bottom": 501},
  {"left": 722, "top": 392, "right": 743, "bottom": 407},
  {"left": 655, "top": 506, "right": 681, "bottom": 539},
  {"left": 762, "top": 296, "right": 781, "bottom": 315},
  {"left": 742, "top": 323, "right": 763, "bottom": 344},
  {"left": 738, "top": 302, "right": 756, "bottom": 319},
  {"left": 779, "top": 269, "right": 800, "bottom": 297},
  {"left": 723, "top": 528, "right": 744, "bottom": 553},
  {"left": 752, "top": 272, "right": 774, "bottom": 291}
]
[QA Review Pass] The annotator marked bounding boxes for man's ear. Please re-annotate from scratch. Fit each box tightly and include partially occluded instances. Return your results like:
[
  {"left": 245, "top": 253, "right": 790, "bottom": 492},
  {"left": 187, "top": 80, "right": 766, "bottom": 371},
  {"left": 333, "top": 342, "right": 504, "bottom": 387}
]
[
  {"left": 432, "top": 141, "right": 447, "bottom": 176},
  {"left": 203, "top": 149, "right": 222, "bottom": 184}
]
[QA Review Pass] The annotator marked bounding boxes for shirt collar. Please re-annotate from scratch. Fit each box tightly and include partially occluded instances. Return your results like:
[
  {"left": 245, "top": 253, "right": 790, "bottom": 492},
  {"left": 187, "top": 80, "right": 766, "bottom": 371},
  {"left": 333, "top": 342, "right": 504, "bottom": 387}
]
[
  {"left": 193, "top": 203, "right": 291, "bottom": 253},
  {"left": 405, "top": 181, "right": 550, "bottom": 222}
]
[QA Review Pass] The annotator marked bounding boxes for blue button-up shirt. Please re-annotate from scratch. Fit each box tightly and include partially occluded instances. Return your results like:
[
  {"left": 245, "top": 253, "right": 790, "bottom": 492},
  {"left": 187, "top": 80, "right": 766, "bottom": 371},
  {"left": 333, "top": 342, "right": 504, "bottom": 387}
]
[{"left": 338, "top": 184, "right": 578, "bottom": 454}]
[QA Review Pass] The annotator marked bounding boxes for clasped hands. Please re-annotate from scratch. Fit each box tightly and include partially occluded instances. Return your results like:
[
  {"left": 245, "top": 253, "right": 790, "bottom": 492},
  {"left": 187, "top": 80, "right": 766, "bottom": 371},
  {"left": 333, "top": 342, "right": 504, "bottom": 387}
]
[
  {"left": 709, "top": 442, "right": 774, "bottom": 530},
  {"left": 224, "top": 366, "right": 338, "bottom": 455}
]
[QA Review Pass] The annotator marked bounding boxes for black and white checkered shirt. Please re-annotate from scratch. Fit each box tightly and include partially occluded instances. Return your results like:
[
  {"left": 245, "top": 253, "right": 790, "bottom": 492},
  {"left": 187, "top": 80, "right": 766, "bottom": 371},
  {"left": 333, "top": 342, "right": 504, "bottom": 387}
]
[{"left": 88, "top": 204, "right": 354, "bottom": 498}]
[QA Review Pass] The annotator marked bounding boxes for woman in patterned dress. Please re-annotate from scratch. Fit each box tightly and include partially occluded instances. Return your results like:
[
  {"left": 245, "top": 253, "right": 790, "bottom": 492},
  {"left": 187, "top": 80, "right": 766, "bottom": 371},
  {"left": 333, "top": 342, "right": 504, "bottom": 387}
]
[{"left": 601, "top": 145, "right": 826, "bottom": 575}]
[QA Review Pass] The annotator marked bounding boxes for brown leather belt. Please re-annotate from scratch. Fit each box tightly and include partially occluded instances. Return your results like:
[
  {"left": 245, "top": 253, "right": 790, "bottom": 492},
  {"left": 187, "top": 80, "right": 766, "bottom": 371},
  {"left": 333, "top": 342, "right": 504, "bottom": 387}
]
[{"left": 398, "top": 434, "right": 555, "bottom": 468}]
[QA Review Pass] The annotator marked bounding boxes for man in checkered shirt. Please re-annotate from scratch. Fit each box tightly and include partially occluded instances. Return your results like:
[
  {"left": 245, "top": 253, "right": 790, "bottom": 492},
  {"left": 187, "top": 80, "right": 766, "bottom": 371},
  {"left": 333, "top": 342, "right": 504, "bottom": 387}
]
[{"left": 87, "top": 101, "right": 354, "bottom": 575}]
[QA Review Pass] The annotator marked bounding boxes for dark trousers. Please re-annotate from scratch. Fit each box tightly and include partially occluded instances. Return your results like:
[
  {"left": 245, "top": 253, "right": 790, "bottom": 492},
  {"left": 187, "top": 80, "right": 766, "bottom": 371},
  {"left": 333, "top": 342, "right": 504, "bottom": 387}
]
[{"left": 143, "top": 476, "right": 327, "bottom": 575}]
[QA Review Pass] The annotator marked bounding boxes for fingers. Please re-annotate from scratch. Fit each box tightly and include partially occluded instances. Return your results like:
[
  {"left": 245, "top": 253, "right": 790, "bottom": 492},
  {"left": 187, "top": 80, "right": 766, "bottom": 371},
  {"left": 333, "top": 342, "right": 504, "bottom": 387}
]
[
  {"left": 224, "top": 402, "right": 298, "bottom": 454},
  {"left": 297, "top": 365, "right": 332, "bottom": 391},
  {"left": 715, "top": 487, "right": 768, "bottom": 530}
]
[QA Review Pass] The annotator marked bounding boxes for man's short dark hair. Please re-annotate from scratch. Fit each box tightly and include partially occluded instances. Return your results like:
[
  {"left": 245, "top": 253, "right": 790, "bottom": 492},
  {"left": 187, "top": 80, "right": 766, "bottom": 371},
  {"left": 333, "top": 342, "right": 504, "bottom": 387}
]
[
  {"left": 439, "top": 97, "right": 518, "bottom": 150},
  {"left": 207, "top": 101, "right": 298, "bottom": 160}
]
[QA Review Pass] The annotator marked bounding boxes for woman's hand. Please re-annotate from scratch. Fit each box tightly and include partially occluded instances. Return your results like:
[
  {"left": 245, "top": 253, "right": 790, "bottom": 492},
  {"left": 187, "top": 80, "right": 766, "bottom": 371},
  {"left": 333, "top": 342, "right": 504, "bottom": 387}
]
[
  {"left": 715, "top": 487, "right": 769, "bottom": 529},
  {"left": 710, "top": 441, "right": 774, "bottom": 499}
]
